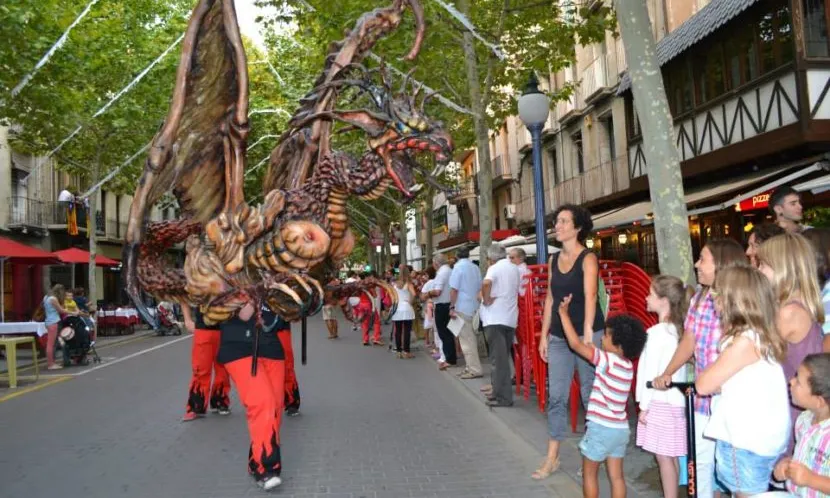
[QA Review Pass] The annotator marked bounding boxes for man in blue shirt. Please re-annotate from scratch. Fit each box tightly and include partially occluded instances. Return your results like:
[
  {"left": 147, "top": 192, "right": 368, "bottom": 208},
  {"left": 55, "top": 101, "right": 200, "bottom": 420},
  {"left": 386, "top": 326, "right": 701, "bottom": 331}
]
[{"left": 449, "top": 247, "right": 483, "bottom": 378}]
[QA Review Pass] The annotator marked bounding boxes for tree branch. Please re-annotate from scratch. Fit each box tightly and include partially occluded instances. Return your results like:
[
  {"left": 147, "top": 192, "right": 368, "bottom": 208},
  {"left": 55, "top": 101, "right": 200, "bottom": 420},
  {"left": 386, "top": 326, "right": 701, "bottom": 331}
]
[{"left": 481, "top": 0, "right": 510, "bottom": 108}]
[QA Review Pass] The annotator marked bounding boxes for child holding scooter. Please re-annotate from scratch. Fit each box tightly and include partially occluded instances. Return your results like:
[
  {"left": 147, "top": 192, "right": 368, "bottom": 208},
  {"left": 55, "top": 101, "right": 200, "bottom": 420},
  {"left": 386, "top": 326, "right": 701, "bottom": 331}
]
[{"left": 636, "top": 276, "right": 695, "bottom": 498}]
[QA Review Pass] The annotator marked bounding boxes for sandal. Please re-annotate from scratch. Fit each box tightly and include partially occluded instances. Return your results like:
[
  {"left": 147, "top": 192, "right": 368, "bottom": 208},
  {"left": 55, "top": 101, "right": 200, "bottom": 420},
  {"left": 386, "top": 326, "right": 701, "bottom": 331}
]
[
  {"left": 531, "top": 458, "right": 560, "bottom": 480},
  {"left": 438, "top": 362, "right": 450, "bottom": 370},
  {"left": 480, "top": 384, "right": 493, "bottom": 392},
  {"left": 402, "top": 352, "right": 415, "bottom": 359}
]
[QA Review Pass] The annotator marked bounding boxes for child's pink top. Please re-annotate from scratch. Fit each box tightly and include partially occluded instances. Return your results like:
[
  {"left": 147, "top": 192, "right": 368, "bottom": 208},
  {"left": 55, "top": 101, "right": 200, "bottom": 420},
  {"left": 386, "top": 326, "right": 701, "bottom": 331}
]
[{"left": 788, "top": 411, "right": 830, "bottom": 498}]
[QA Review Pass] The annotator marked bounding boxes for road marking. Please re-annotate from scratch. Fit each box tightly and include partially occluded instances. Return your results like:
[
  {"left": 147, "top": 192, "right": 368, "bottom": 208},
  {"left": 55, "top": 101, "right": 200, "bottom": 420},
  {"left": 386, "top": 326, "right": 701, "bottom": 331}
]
[
  {"left": 0, "top": 376, "right": 72, "bottom": 403},
  {"left": 6, "top": 332, "right": 158, "bottom": 375},
  {"left": 74, "top": 334, "right": 191, "bottom": 376}
]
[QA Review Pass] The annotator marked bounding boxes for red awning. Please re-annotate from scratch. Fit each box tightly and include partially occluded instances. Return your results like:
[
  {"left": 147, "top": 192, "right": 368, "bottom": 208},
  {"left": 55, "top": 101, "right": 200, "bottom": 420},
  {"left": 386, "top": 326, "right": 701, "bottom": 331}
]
[
  {"left": 52, "top": 248, "right": 120, "bottom": 266},
  {"left": 467, "top": 229, "right": 520, "bottom": 242},
  {"left": 0, "top": 236, "right": 59, "bottom": 264}
]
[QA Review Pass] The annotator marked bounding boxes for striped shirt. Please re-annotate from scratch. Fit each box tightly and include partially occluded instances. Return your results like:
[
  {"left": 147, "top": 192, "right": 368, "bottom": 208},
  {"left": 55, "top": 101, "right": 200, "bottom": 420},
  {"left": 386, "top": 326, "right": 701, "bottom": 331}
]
[
  {"left": 586, "top": 348, "right": 634, "bottom": 430},
  {"left": 685, "top": 290, "right": 721, "bottom": 415},
  {"left": 789, "top": 411, "right": 830, "bottom": 498}
]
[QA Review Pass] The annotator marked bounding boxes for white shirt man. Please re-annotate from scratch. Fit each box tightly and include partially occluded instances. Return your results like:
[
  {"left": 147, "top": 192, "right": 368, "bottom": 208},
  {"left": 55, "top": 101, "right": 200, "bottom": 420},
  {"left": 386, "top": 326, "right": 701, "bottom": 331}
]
[
  {"left": 449, "top": 248, "right": 482, "bottom": 378},
  {"left": 508, "top": 248, "right": 530, "bottom": 297},
  {"left": 430, "top": 254, "right": 456, "bottom": 368},
  {"left": 480, "top": 245, "right": 521, "bottom": 407}
]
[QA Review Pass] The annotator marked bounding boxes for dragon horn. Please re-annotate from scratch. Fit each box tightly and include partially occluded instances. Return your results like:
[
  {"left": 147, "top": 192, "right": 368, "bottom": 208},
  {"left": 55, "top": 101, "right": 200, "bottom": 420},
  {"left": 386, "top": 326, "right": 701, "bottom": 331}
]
[
  {"left": 399, "top": 0, "right": 425, "bottom": 61},
  {"left": 420, "top": 90, "right": 437, "bottom": 113},
  {"left": 399, "top": 67, "right": 417, "bottom": 96}
]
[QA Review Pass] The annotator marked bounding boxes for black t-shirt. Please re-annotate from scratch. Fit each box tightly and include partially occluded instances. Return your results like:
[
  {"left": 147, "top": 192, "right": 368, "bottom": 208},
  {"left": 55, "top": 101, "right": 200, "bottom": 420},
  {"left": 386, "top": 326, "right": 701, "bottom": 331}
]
[
  {"left": 216, "top": 306, "right": 288, "bottom": 365},
  {"left": 548, "top": 250, "right": 605, "bottom": 338}
]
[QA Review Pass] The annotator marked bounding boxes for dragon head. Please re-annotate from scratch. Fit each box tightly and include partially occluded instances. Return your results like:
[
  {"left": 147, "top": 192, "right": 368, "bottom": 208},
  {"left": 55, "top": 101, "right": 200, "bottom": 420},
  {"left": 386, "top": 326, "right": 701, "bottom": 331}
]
[
  {"left": 303, "top": 68, "right": 454, "bottom": 200},
  {"left": 368, "top": 87, "right": 454, "bottom": 199}
]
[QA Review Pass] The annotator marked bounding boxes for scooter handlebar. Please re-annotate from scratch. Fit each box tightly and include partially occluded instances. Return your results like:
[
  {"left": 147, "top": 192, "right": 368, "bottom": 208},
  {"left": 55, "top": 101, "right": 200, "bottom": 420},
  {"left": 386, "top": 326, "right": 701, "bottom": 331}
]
[{"left": 645, "top": 381, "right": 696, "bottom": 392}]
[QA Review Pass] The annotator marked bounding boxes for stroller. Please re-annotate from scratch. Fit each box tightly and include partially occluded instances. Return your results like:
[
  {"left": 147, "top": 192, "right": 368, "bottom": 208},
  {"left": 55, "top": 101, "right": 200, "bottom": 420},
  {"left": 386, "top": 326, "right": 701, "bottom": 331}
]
[
  {"left": 58, "top": 315, "right": 101, "bottom": 366},
  {"left": 156, "top": 302, "right": 183, "bottom": 336}
]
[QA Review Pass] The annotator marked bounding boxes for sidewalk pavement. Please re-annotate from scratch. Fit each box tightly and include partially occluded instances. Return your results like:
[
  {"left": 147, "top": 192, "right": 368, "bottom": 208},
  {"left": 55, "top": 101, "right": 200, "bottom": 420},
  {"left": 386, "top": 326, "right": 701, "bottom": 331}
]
[
  {"left": 421, "top": 334, "right": 663, "bottom": 498},
  {"left": 0, "top": 327, "right": 160, "bottom": 376}
]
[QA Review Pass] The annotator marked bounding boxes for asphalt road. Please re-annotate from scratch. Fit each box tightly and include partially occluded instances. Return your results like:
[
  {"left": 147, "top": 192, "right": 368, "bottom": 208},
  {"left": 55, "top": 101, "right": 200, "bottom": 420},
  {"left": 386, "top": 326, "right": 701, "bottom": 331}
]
[{"left": 0, "top": 316, "right": 582, "bottom": 498}]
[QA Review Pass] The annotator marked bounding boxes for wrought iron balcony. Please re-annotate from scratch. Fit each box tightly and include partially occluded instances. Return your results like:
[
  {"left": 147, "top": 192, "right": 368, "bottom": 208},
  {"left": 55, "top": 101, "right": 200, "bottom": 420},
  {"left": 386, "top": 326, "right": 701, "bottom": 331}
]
[
  {"left": 553, "top": 158, "right": 621, "bottom": 206},
  {"left": 447, "top": 175, "right": 478, "bottom": 204}
]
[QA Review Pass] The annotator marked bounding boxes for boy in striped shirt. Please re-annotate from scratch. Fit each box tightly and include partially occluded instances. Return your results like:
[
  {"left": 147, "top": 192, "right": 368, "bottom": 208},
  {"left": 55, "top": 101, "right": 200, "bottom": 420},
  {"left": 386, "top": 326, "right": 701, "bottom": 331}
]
[{"left": 559, "top": 295, "right": 646, "bottom": 498}]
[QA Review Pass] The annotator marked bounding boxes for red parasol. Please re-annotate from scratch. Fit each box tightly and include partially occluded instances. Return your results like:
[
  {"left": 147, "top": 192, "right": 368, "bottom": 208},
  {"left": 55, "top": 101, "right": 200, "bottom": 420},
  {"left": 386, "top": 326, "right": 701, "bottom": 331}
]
[{"left": 52, "top": 248, "right": 119, "bottom": 266}]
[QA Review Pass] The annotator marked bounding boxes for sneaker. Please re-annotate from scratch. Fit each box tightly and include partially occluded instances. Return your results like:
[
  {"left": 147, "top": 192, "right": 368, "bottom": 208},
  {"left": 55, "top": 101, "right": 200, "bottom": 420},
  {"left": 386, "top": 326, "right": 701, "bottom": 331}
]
[
  {"left": 286, "top": 406, "right": 300, "bottom": 417},
  {"left": 47, "top": 364, "right": 64, "bottom": 371},
  {"left": 181, "top": 412, "right": 203, "bottom": 422},
  {"left": 363, "top": 341, "right": 370, "bottom": 346},
  {"left": 256, "top": 475, "right": 282, "bottom": 491},
  {"left": 217, "top": 407, "right": 231, "bottom": 416}
]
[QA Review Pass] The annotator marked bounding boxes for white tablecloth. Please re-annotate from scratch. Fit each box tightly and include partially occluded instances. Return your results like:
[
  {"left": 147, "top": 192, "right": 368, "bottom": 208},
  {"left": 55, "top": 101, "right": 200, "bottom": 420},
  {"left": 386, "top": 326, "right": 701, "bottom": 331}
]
[{"left": 0, "top": 321, "right": 49, "bottom": 337}]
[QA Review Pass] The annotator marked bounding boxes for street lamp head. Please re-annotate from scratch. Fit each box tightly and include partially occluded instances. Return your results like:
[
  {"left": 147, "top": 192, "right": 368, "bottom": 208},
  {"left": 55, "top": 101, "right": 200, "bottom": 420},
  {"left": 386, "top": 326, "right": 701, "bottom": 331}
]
[{"left": 518, "top": 71, "right": 551, "bottom": 126}]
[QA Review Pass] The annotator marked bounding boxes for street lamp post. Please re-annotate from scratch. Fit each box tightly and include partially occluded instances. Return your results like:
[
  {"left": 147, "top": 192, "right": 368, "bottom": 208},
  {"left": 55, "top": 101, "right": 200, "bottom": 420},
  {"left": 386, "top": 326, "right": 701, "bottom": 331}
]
[{"left": 518, "top": 72, "right": 551, "bottom": 264}]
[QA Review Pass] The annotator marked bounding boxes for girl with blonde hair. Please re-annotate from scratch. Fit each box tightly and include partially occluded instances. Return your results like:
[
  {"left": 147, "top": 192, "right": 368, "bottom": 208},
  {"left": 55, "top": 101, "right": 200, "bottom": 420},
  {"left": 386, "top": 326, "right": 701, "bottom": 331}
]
[
  {"left": 42, "top": 284, "right": 78, "bottom": 370},
  {"left": 391, "top": 264, "right": 417, "bottom": 358},
  {"left": 757, "top": 232, "right": 825, "bottom": 452},
  {"left": 697, "top": 265, "right": 791, "bottom": 496}
]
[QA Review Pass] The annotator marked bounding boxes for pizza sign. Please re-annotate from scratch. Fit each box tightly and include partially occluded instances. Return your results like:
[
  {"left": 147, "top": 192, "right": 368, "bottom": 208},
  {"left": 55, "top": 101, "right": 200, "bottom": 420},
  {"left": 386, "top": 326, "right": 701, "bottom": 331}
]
[{"left": 736, "top": 192, "right": 771, "bottom": 212}]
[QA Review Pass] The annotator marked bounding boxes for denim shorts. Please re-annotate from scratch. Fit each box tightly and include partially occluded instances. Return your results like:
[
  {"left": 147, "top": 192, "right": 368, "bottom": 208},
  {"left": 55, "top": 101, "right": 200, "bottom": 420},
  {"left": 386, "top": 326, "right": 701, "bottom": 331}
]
[
  {"left": 714, "top": 440, "right": 779, "bottom": 495},
  {"left": 579, "top": 421, "right": 630, "bottom": 462}
]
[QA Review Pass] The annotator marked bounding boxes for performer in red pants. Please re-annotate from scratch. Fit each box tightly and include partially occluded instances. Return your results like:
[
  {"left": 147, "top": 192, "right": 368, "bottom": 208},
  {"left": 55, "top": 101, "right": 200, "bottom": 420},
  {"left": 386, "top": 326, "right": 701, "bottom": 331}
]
[
  {"left": 218, "top": 303, "right": 286, "bottom": 491},
  {"left": 359, "top": 288, "right": 383, "bottom": 347},
  {"left": 276, "top": 323, "right": 301, "bottom": 416},
  {"left": 183, "top": 308, "right": 231, "bottom": 421}
]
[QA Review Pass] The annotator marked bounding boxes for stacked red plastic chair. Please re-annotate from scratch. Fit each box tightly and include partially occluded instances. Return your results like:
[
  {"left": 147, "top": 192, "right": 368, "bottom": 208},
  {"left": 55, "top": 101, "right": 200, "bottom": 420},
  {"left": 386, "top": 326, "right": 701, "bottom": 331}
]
[{"left": 515, "top": 264, "right": 550, "bottom": 413}]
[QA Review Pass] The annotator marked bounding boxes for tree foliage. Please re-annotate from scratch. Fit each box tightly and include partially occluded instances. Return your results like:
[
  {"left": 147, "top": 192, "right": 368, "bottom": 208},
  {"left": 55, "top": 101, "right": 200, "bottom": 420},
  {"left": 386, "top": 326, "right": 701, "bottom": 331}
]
[
  {"left": 257, "top": 0, "right": 614, "bottom": 148},
  {"left": 0, "top": 0, "right": 291, "bottom": 199}
]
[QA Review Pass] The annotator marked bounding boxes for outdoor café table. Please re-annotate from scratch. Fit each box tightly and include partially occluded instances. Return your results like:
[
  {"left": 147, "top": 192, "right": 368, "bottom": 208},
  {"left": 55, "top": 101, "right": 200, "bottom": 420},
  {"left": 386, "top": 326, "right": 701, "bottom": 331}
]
[{"left": 0, "top": 322, "right": 45, "bottom": 388}]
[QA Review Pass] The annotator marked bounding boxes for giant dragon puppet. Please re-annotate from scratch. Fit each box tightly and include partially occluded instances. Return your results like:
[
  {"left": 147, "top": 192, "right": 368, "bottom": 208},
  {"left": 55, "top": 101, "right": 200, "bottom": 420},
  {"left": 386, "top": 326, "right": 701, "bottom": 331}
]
[{"left": 122, "top": 0, "right": 453, "bottom": 339}]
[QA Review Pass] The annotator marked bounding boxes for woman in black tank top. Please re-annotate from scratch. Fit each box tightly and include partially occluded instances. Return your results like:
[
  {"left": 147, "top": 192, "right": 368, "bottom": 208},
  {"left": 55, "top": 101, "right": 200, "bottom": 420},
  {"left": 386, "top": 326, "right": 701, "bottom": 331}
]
[{"left": 531, "top": 204, "right": 605, "bottom": 480}]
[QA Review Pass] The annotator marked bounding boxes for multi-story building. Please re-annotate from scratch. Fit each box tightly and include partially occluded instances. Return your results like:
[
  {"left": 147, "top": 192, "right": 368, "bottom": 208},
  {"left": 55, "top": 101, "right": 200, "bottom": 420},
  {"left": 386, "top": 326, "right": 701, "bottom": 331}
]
[
  {"left": 435, "top": 0, "right": 830, "bottom": 273},
  {"left": 0, "top": 126, "right": 170, "bottom": 319}
]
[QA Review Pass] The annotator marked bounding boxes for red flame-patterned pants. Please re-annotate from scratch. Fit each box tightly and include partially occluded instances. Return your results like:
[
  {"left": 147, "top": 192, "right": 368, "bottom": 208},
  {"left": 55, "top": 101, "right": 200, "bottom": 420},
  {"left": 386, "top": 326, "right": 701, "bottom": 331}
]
[
  {"left": 224, "top": 357, "right": 286, "bottom": 479},
  {"left": 186, "top": 329, "right": 230, "bottom": 415},
  {"left": 276, "top": 328, "right": 300, "bottom": 411}
]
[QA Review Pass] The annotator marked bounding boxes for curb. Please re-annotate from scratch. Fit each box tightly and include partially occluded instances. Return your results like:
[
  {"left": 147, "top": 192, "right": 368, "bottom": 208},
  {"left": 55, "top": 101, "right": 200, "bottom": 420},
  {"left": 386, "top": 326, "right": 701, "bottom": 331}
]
[{"left": 0, "top": 328, "right": 160, "bottom": 375}]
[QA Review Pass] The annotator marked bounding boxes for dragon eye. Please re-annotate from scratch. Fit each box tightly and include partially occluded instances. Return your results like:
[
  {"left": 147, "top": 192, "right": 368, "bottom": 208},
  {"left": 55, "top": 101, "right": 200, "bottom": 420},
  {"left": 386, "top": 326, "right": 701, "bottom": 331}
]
[{"left": 395, "top": 122, "right": 412, "bottom": 134}]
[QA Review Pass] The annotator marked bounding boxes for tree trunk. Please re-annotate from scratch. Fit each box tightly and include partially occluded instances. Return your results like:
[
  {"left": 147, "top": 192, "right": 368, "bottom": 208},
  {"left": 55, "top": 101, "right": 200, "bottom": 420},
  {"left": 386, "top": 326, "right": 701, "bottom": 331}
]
[
  {"left": 399, "top": 206, "right": 407, "bottom": 269},
  {"left": 380, "top": 218, "right": 390, "bottom": 275},
  {"left": 88, "top": 154, "right": 100, "bottom": 308},
  {"left": 458, "top": 0, "right": 492, "bottom": 276},
  {"left": 425, "top": 192, "right": 434, "bottom": 266},
  {"left": 614, "top": 0, "right": 695, "bottom": 283}
]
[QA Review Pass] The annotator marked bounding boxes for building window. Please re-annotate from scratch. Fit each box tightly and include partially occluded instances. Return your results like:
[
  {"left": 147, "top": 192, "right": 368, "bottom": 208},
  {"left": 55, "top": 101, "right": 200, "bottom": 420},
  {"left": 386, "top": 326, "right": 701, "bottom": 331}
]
[
  {"left": 659, "top": 0, "right": 794, "bottom": 113},
  {"left": 757, "top": 2, "right": 794, "bottom": 75},
  {"left": 546, "top": 147, "right": 559, "bottom": 185},
  {"left": 803, "top": 0, "right": 829, "bottom": 56},
  {"left": 573, "top": 132, "right": 584, "bottom": 175},
  {"left": 625, "top": 97, "right": 641, "bottom": 139},
  {"left": 665, "top": 60, "right": 694, "bottom": 115},
  {"left": 694, "top": 42, "right": 726, "bottom": 105}
]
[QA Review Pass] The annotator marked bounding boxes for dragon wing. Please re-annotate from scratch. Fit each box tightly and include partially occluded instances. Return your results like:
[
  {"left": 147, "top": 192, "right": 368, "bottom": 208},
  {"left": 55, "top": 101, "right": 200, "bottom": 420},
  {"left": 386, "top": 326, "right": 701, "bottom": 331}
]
[
  {"left": 261, "top": 0, "right": 425, "bottom": 193},
  {"left": 123, "top": 0, "right": 249, "bottom": 298}
]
